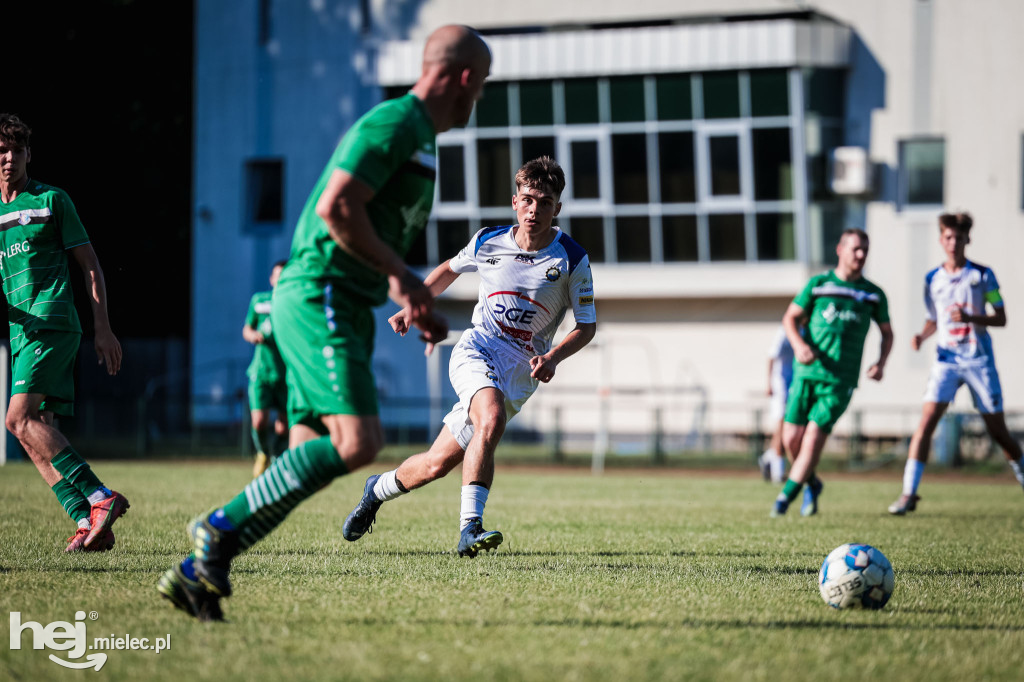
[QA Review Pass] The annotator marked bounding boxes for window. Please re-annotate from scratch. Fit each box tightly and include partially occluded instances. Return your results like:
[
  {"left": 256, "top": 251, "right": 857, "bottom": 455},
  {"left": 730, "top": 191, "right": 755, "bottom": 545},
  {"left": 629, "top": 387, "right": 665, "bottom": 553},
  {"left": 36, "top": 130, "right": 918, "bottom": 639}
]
[
  {"left": 430, "top": 67, "right": 812, "bottom": 265},
  {"left": 899, "top": 138, "right": 944, "bottom": 207},
  {"left": 244, "top": 159, "right": 284, "bottom": 234}
]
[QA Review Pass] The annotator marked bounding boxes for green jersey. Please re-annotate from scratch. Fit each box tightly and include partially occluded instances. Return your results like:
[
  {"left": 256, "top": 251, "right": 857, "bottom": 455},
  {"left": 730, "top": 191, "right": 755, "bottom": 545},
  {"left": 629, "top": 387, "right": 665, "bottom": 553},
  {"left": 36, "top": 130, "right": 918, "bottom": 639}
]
[
  {"left": 0, "top": 180, "right": 89, "bottom": 353},
  {"left": 792, "top": 270, "right": 889, "bottom": 387},
  {"left": 245, "top": 291, "right": 286, "bottom": 382},
  {"left": 279, "top": 93, "right": 437, "bottom": 306}
]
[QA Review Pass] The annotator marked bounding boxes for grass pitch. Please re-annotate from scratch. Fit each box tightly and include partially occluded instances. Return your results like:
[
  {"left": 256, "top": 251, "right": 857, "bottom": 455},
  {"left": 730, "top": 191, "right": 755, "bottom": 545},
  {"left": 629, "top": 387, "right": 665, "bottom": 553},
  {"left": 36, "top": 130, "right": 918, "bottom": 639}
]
[{"left": 2, "top": 460, "right": 1024, "bottom": 682}]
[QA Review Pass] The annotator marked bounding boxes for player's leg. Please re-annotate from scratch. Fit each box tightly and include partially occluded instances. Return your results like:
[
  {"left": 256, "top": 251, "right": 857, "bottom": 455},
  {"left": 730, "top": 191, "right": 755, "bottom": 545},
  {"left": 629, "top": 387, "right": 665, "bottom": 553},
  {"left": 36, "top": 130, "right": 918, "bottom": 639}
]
[
  {"left": 8, "top": 391, "right": 126, "bottom": 549},
  {"left": 965, "top": 362, "right": 1024, "bottom": 489},
  {"left": 888, "top": 401, "right": 947, "bottom": 514},
  {"left": 250, "top": 407, "right": 272, "bottom": 477},
  {"left": 342, "top": 427, "right": 466, "bottom": 542},
  {"left": 794, "top": 383, "right": 852, "bottom": 516},
  {"left": 458, "top": 387, "right": 506, "bottom": 557},
  {"left": 771, "top": 377, "right": 810, "bottom": 516}
]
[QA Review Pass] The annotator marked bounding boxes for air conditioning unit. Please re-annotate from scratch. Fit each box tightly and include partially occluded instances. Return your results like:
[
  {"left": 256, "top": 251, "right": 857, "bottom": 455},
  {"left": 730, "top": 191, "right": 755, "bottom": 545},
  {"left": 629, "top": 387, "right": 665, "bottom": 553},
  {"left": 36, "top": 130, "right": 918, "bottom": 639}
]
[{"left": 830, "top": 146, "right": 874, "bottom": 195}]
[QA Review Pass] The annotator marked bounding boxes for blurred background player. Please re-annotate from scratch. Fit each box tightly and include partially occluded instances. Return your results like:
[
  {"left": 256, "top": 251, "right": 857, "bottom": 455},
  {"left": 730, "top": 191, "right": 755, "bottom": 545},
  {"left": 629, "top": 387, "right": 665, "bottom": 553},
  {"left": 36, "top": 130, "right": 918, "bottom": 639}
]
[
  {"left": 243, "top": 259, "right": 289, "bottom": 477},
  {"left": 0, "top": 113, "right": 127, "bottom": 552},
  {"left": 758, "top": 324, "right": 792, "bottom": 483},
  {"left": 158, "top": 25, "right": 490, "bottom": 621},
  {"left": 341, "top": 156, "right": 596, "bottom": 557},
  {"left": 888, "top": 212, "right": 1024, "bottom": 515},
  {"left": 771, "top": 228, "right": 893, "bottom": 517}
]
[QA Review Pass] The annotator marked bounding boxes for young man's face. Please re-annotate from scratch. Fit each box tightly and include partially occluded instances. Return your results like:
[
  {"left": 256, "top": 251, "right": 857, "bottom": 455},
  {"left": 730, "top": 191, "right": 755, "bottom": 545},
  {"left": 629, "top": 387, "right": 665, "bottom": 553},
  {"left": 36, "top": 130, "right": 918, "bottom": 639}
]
[
  {"left": 0, "top": 139, "right": 30, "bottom": 186},
  {"left": 939, "top": 226, "right": 969, "bottom": 260},
  {"left": 836, "top": 233, "right": 869, "bottom": 275},
  {"left": 512, "top": 184, "right": 561, "bottom": 231}
]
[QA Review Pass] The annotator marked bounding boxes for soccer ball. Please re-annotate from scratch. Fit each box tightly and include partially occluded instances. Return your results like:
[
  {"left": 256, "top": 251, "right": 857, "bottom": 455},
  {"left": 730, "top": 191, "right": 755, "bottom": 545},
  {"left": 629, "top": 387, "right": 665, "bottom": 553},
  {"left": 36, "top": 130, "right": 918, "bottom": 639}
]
[{"left": 818, "top": 543, "right": 894, "bottom": 609}]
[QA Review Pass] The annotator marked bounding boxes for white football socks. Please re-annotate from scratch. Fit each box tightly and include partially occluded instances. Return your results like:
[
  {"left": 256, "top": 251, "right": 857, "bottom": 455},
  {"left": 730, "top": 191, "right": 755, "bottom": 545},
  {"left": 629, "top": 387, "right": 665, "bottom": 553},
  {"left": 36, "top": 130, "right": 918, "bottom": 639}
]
[
  {"left": 460, "top": 485, "right": 489, "bottom": 530},
  {"left": 903, "top": 459, "right": 925, "bottom": 496},
  {"left": 372, "top": 470, "right": 408, "bottom": 502}
]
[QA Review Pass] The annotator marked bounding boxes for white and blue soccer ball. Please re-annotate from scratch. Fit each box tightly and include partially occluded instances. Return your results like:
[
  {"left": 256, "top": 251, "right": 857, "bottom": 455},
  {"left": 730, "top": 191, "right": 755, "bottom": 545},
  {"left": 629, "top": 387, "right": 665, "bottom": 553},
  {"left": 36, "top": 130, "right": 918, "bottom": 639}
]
[{"left": 818, "top": 543, "right": 895, "bottom": 610}]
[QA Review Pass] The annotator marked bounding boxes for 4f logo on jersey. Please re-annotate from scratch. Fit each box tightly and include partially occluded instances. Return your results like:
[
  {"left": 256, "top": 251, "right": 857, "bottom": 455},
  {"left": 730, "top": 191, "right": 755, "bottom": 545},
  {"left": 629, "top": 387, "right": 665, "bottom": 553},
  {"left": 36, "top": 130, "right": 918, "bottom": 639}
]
[
  {"left": 485, "top": 257, "right": 501, "bottom": 265},
  {"left": 514, "top": 254, "right": 535, "bottom": 264}
]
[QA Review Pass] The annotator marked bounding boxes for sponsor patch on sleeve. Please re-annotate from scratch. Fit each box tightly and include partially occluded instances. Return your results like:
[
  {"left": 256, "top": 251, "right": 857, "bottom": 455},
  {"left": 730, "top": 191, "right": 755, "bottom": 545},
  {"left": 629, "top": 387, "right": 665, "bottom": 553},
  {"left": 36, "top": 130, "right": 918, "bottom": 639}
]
[{"left": 578, "top": 295, "right": 594, "bottom": 306}]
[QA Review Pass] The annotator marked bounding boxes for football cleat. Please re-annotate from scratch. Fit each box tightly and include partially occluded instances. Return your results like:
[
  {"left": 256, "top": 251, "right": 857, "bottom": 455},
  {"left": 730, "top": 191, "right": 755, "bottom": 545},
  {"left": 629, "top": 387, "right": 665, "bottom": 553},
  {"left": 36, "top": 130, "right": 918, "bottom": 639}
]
[
  {"left": 66, "top": 528, "right": 115, "bottom": 552},
  {"left": 158, "top": 562, "right": 224, "bottom": 622},
  {"left": 84, "top": 490, "right": 130, "bottom": 549},
  {"left": 253, "top": 452, "right": 270, "bottom": 478},
  {"left": 801, "top": 477, "right": 824, "bottom": 517},
  {"left": 189, "top": 513, "right": 240, "bottom": 597},
  {"left": 457, "top": 518, "right": 503, "bottom": 558},
  {"left": 887, "top": 493, "right": 921, "bottom": 515},
  {"left": 769, "top": 498, "right": 789, "bottom": 518},
  {"left": 342, "top": 474, "right": 383, "bottom": 542}
]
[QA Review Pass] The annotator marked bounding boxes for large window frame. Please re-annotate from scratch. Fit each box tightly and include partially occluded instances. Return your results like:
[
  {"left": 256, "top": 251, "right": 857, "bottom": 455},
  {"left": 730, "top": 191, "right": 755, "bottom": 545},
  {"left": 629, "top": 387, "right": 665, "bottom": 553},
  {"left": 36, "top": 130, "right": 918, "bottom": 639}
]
[{"left": 421, "top": 69, "right": 808, "bottom": 266}]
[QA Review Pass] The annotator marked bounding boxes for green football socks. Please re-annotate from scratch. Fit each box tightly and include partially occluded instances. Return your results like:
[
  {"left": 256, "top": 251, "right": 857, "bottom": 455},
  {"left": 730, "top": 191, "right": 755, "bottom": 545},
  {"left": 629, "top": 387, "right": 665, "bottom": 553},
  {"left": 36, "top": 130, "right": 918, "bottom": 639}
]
[
  {"left": 50, "top": 446, "right": 105, "bottom": 498},
  {"left": 51, "top": 478, "right": 90, "bottom": 524},
  {"left": 221, "top": 436, "right": 348, "bottom": 548}
]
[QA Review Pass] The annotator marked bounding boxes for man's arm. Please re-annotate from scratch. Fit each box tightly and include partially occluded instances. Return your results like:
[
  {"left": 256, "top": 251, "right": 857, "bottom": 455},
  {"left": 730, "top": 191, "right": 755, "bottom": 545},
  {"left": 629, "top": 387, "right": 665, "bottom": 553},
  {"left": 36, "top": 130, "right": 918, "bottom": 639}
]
[
  {"left": 70, "top": 243, "right": 122, "bottom": 375},
  {"left": 529, "top": 322, "right": 597, "bottom": 383},
  {"left": 782, "top": 303, "right": 814, "bottom": 364},
  {"left": 388, "top": 259, "right": 460, "bottom": 350},
  {"left": 952, "top": 305, "right": 1006, "bottom": 328},
  {"left": 315, "top": 169, "right": 432, "bottom": 319},
  {"left": 242, "top": 324, "right": 264, "bottom": 345},
  {"left": 911, "top": 319, "right": 937, "bottom": 351},
  {"left": 866, "top": 321, "right": 894, "bottom": 381}
]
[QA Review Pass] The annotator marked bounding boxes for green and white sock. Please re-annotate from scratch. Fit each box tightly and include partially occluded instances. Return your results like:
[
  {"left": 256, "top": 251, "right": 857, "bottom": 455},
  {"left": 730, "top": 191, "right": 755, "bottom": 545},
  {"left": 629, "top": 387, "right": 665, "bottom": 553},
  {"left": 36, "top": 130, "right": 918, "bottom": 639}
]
[
  {"left": 50, "top": 447, "right": 105, "bottom": 498},
  {"left": 51, "top": 478, "right": 91, "bottom": 526},
  {"left": 220, "top": 436, "right": 348, "bottom": 549},
  {"left": 776, "top": 479, "right": 803, "bottom": 504}
]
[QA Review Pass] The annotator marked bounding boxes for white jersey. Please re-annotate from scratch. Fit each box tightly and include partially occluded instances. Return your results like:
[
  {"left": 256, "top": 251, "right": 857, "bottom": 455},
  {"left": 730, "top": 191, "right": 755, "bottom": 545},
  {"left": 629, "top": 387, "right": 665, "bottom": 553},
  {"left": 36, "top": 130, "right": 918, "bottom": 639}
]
[
  {"left": 924, "top": 260, "right": 1002, "bottom": 365},
  {"left": 449, "top": 225, "right": 596, "bottom": 361}
]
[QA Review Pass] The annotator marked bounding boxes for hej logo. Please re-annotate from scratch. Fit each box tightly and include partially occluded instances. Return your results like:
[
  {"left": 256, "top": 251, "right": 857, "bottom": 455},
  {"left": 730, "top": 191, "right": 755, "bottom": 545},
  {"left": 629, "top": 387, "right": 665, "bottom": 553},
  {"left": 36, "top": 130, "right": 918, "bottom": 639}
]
[{"left": 9, "top": 611, "right": 106, "bottom": 671}]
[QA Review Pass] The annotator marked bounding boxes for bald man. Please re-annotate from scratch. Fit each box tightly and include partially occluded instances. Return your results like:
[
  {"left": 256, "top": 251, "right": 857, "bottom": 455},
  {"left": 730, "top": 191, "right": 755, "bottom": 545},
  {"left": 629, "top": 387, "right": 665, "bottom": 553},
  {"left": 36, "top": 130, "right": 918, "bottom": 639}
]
[{"left": 159, "top": 25, "right": 491, "bottom": 621}]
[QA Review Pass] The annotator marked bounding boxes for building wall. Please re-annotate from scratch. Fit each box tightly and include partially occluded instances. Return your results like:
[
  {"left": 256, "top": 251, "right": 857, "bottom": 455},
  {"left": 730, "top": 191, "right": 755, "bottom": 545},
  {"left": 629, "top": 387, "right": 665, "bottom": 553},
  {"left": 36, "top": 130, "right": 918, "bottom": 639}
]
[{"left": 194, "top": 0, "right": 1024, "bottom": 439}]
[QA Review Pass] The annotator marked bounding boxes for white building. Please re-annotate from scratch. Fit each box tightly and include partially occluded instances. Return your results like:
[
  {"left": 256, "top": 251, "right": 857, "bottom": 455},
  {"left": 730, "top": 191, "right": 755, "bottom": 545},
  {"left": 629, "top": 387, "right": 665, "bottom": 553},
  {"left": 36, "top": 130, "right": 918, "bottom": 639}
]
[{"left": 193, "top": 1, "right": 1024, "bottom": 448}]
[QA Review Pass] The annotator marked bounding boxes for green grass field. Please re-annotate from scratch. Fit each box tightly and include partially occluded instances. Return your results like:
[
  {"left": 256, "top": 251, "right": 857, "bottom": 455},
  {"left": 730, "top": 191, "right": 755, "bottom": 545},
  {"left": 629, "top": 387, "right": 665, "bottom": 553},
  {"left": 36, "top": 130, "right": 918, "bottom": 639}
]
[{"left": 3, "top": 460, "right": 1024, "bottom": 682}]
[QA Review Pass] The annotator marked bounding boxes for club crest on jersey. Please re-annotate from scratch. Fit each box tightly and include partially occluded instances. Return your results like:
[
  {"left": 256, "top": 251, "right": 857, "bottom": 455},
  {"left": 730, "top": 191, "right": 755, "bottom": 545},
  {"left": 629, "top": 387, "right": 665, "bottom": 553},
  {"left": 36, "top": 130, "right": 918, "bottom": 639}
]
[
  {"left": 18, "top": 212, "right": 32, "bottom": 226},
  {"left": 514, "top": 254, "right": 535, "bottom": 265},
  {"left": 485, "top": 370, "right": 498, "bottom": 381},
  {"left": 545, "top": 266, "right": 560, "bottom": 282},
  {"left": 821, "top": 302, "right": 860, "bottom": 324}
]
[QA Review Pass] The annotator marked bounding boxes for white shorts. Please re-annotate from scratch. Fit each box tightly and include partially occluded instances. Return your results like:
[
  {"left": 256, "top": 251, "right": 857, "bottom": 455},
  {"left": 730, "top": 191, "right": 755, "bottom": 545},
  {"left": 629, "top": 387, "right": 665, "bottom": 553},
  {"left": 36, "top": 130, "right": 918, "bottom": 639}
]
[
  {"left": 442, "top": 328, "right": 540, "bottom": 450},
  {"left": 768, "top": 376, "right": 792, "bottom": 423},
  {"left": 923, "top": 360, "right": 1003, "bottom": 414}
]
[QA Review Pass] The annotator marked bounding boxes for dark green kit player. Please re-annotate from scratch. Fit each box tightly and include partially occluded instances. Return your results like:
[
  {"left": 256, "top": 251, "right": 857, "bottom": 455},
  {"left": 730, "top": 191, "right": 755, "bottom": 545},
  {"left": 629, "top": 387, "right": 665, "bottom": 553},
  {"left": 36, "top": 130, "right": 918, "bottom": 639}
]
[
  {"left": 243, "top": 260, "right": 288, "bottom": 477},
  {"left": 771, "top": 228, "right": 894, "bottom": 517},
  {"left": 159, "top": 25, "right": 491, "bottom": 621},
  {"left": 0, "top": 113, "right": 129, "bottom": 552}
]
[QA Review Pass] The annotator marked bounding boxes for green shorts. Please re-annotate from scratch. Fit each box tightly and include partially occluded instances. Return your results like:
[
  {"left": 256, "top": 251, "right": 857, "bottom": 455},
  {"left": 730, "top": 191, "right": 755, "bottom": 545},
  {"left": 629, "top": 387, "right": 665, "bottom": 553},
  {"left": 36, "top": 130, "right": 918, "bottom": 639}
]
[
  {"left": 271, "top": 279, "right": 379, "bottom": 429},
  {"left": 11, "top": 331, "right": 80, "bottom": 416},
  {"left": 248, "top": 374, "right": 288, "bottom": 413},
  {"left": 784, "top": 376, "right": 855, "bottom": 434}
]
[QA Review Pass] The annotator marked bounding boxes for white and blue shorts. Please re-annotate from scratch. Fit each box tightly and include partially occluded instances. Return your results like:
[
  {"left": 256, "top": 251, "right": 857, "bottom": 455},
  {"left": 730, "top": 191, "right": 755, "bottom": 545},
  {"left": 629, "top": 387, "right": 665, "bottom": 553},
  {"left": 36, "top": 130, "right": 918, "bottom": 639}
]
[
  {"left": 923, "top": 360, "right": 1003, "bottom": 414},
  {"left": 442, "top": 328, "right": 539, "bottom": 450}
]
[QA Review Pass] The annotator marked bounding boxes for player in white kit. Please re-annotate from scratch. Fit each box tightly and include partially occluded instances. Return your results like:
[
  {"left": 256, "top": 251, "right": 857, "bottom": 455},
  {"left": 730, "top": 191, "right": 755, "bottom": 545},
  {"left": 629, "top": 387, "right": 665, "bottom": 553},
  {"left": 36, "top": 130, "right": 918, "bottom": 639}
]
[
  {"left": 341, "top": 156, "right": 597, "bottom": 555},
  {"left": 758, "top": 325, "right": 793, "bottom": 483},
  {"left": 888, "top": 212, "right": 1024, "bottom": 514}
]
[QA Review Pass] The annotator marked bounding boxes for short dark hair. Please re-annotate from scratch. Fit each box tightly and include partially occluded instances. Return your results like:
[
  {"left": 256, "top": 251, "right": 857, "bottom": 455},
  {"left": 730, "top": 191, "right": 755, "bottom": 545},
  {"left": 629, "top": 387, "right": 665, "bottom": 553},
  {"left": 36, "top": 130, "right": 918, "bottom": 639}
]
[
  {"left": 514, "top": 156, "right": 565, "bottom": 199},
  {"left": 938, "top": 211, "right": 973, "bottom": 233},
  {"left": 839, "top": 227, "right": 869, "bottom": 245},
  {"left": 0, "top": 113, "right": 32, "bottom": 148}
]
